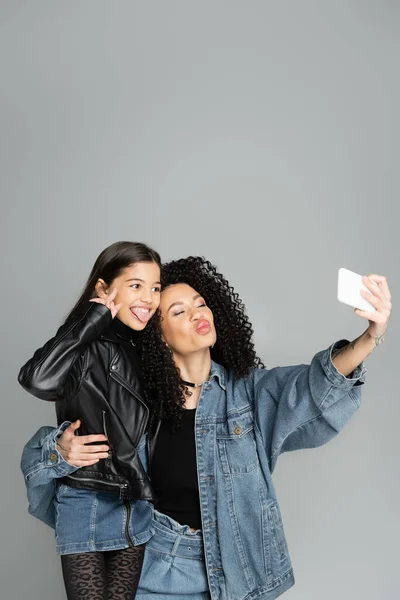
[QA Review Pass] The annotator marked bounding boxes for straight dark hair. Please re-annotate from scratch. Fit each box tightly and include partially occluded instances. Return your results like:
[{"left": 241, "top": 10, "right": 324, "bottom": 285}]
[{"left": 65, "top": 241, "right": 161, "bottom": 322}]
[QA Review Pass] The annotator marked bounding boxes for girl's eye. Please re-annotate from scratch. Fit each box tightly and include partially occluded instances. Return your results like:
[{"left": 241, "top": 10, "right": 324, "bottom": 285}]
[
  {"left": 197, "top": 303, "right": 207, "bottom": 308},
  {"left": 152, "top": 286, "right": 161, "bottom": 293},
  {"left": 173, "top": 310, "right": 185, "bottom": 317},
  {"left": 130, "top": 284, "right": 140, "bottom": 289}
]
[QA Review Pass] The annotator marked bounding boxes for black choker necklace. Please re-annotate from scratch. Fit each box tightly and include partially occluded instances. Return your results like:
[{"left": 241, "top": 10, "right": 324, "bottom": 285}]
[
  {"left": 181, "top": 379, "right": 206, "bottom": 388},
  {"left": 181, "top": 375, "right": 210, "bottom": 396}
]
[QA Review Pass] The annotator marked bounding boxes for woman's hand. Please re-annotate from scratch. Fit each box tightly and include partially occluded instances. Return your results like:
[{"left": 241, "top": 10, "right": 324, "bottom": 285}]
[
  {"left": 56, "top": 420, "right": 110, "bottom": 467},
  {"left": 332, "top": 274, "right": 391, "bottom": 378},
  {"left": 90, "top": 288, "right": 122, "bottom": 319},
  {"left": 357, "top": 274, "right": 392, "bottom": 345}
]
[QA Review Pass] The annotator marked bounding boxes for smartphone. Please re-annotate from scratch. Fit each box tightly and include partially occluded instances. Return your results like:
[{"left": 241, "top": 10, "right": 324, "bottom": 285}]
[{"left": 337, "top": 268, "right": 376, "bottom": 313}]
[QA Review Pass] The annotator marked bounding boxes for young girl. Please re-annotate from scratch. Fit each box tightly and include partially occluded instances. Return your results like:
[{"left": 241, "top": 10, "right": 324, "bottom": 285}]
[{"left": 18, "top": 241, "right": 162, "bottom": 600}]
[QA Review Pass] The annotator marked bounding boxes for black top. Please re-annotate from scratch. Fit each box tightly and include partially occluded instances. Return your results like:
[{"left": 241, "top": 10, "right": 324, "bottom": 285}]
[
  {"left": 112, "top": 316, "right": 142, "bottom": 344},
  {"left": 111, "top": 317, "right": 143, "bottom": 375},
  {"left": 151, "top": 408, "right": 201, "bottom": 530}
]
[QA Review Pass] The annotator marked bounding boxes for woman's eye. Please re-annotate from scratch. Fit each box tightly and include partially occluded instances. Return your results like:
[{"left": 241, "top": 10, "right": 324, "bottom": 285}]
[
  {"left": 197, "top": 303, "right": 207, "bottom": 308},
  {"left": 152, "top": 286, "right": 161, "bottom": 293},
  {"left": 130, "top": 284, "right": 140, "bottom": 289},
  {"left": 173, "top": 310, "right": 185, "bottom": 316}
]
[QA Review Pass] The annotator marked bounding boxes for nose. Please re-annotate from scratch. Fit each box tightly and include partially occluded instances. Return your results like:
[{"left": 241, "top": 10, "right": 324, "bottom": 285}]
[
  {"left": 139, "top": 287, "right": 152, "bottom": 304},
  {"left": 190, "top": 307, "right": 204, "bottom": 321}
]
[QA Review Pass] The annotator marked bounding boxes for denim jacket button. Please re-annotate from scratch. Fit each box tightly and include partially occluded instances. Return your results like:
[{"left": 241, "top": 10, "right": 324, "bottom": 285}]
[
  {"left": 49, "top": 452, "right": 57, "bottom": 463},
  {"left": 234, "top": 427, "right": 242, "bottom": 435}
]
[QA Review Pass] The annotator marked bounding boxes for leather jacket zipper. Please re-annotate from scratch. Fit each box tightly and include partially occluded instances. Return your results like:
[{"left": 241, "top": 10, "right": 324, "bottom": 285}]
[
  {"left": 109, "top": 370, "right": 149, "bottom": 445},
  {"left": 102, "top": 410, "right": 113, "bottom": 462},
  {"left": 102, "top": 410, "right": 109, "bottom": 438}
]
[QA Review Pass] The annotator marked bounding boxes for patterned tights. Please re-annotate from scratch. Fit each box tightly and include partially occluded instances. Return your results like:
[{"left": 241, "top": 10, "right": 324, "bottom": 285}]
[{"left": 61, "top": 545, "right": 145, "bottom": 600}]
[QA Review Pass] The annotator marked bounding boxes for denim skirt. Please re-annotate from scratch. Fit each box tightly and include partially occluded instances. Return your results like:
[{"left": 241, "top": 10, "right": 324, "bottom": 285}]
[
  {"left": 136, "top": 510, "right": 210, "bottom": 599},
  {"left": 54, "top": 482, "right": 154, "bottom": 555}
]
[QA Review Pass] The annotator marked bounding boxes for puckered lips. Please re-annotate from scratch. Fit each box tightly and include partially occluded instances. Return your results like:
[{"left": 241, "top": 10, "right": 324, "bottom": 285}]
[
  {"left": 196, "top": 318, "right": 211, "bottom": 335},
  {"left": 130, "top": 305, "right": 153, "bottom": 323}
]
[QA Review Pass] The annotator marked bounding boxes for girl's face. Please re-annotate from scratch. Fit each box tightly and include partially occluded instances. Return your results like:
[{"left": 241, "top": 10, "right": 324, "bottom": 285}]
[
  {"left": 97, "top": 262, "right": 161, "bottom": 331},
  {"left": 159, "top": 283, "right": 217, "bottom": 356}
]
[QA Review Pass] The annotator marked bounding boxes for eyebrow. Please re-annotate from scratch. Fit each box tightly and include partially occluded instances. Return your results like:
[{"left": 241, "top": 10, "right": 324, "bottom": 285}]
[
  {"left": 125, "top": 278, "right": 161, "bottom": 285},
  {"left": 167, "top": 294, "right": 202, "bottom": 313}
]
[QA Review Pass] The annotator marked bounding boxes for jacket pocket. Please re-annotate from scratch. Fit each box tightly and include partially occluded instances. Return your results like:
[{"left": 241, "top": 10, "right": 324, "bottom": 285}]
[{"left": 216, "top": 409, "right": 259, "bottom": 474}]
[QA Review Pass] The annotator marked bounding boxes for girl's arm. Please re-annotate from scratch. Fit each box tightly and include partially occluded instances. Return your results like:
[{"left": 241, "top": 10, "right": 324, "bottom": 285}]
[{"left": 18, "top": 303, "right": 112, "bottom": 401}]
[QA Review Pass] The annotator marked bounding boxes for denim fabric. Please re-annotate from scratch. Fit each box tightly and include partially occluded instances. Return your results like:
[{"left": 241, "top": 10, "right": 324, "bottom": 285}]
[
  {"left": 136, "top": 510, "right": 210, "bottom": 599},
  {"left": 54, "top": 483, "right": 154, "bottom": 554},
  {"left": 21, "top": 341, "right": 365, "bottom": 598},
  {"left": 21, "top": 425, "right": 154, "bottom": 551},
  {"left": 191, "top": 340, "right": 365, "bottom": 600},
  {"left": 20, "top": 422, "right": 78, "bottom": 528}
]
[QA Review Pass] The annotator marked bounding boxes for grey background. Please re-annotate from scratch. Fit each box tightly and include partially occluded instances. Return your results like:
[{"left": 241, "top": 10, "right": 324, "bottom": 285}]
[{"left": 1, "top": 1, "right": 398, "bottom": 598}]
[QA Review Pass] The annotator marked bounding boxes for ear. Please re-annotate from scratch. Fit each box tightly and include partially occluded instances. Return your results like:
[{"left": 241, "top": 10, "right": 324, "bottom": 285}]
[{"left": 95, "top": 278, "right": 109, "bottom": 299}]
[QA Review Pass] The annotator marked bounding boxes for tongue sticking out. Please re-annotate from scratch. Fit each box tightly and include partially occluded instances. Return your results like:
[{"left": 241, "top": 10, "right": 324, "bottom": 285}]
[{"left": 131, "top": 308, "right": 152, "bottom": 323}]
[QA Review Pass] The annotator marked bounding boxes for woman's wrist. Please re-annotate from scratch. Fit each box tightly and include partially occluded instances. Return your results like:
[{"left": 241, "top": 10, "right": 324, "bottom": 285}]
[
  {"left": 366, "top": 328, "right": 385, "bottom": 347},
  {"left": 331, "top": 329, "right": 381, "bottom": 378}
]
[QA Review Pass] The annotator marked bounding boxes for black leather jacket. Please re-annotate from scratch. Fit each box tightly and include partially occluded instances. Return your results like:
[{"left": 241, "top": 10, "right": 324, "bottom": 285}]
[{"left": 18, "top": 303, "right": 154, "bottom": 501}]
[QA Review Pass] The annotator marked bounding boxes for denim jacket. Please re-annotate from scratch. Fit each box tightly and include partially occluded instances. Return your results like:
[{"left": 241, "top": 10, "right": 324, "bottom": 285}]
[
  {"left": 21, "top": 340, "right": 366, "bottom": 600},
  {"left": 21, "top": 422, "right": 78, "bottom": 528}
]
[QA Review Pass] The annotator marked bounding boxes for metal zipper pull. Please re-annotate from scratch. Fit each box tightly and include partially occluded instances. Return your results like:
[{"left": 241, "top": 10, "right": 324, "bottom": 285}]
[{"left": 119, "top": 483, "right": 129, "bottom": 498}]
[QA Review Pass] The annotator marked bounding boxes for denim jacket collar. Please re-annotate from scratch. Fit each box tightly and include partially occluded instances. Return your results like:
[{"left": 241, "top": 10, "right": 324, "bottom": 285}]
[{"left": 209, "top": 360, "right": 226, "bottom": 390}]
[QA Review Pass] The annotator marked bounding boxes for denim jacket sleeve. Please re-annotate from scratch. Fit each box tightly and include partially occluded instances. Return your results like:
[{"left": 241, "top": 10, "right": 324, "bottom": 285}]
[
  {"left": 253, "top": 340, "right": 367, "bottom": 472},
  {"left": 20, "top": 422, "right": 78, "bottom": 528}
]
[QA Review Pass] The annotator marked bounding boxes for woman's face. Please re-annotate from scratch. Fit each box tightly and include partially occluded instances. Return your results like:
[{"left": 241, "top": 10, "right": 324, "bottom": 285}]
[
  {"left": 159, "top": 283, "right": 217, "bottom": 355},
  {"left": 97, "top": 261, "right": 161, "bottom": 331}
]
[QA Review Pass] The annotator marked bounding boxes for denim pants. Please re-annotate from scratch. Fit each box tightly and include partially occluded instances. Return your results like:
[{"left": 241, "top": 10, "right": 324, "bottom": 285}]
[{"left": 136, "top": 510, "right": 210, "bottom": 599}]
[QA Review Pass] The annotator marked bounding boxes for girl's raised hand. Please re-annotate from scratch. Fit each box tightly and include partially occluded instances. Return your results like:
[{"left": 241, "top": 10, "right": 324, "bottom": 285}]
[{"left": 90, "top": 288, "right": 122, "bottom": 319}]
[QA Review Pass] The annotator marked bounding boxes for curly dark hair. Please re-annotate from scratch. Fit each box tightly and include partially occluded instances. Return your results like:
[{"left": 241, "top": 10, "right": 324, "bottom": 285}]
[{"left": 140, "top": 256, "right": 264, "bottom": 428}]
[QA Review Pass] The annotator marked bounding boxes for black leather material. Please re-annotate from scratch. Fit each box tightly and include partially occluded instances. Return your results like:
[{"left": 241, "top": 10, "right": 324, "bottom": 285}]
[{"left": 18, "top": 303, "right": 154, "bottom": 501}]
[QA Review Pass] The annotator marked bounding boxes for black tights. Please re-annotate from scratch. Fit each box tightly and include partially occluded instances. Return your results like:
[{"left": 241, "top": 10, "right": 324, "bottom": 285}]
[{"left": 61, "top": 545, "right": 145, "bottom": 600}]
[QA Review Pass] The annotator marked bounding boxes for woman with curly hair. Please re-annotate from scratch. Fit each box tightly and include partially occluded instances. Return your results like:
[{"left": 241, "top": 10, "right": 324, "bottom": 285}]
[
  {"left": 21, "top": 256, "right": 391, "bottom": 600},
  {"left": 133, "top": 256, "right": 390, "bottom": 600}
]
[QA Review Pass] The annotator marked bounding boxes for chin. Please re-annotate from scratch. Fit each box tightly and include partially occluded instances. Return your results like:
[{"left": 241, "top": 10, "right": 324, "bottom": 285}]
[
  {"left": 132, "top": 322, "right": 147, "bottom": 331},
  {"left": 200, "top": 336, "right": 217, "bottom": 350},
  {"left": 119, "top": 312, "right": 146, "bottom": 331}
]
